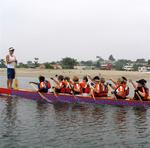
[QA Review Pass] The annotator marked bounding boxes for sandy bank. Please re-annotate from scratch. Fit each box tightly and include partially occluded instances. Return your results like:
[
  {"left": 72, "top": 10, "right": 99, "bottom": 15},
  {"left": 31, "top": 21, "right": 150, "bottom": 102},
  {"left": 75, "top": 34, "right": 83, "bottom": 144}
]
[{"left": 0, "top": 68, "right": 149, "bottom": 81}]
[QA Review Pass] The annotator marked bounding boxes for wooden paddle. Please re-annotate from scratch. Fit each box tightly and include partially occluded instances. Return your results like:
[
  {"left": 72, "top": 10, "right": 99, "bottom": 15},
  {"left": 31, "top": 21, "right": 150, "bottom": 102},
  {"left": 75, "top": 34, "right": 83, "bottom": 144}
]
[
  {"left": 129, "top": 79, "right": 143, "bottom": 102},
  {"left": 30, "top": 83, "right": 52, "bottom": 103},
  {"left": 14, "top": 78, "right": 19, "bottom": 89},
  {"left": 87, "top": 75, "right": 96, "bottom": 100}
]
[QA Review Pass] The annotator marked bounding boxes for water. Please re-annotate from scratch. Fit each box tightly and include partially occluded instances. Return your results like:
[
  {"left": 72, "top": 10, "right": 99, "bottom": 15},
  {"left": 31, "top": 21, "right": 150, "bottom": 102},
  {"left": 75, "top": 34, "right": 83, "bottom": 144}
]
[{"left": 0, "top": 76, "right": 150, "bottom": 148}]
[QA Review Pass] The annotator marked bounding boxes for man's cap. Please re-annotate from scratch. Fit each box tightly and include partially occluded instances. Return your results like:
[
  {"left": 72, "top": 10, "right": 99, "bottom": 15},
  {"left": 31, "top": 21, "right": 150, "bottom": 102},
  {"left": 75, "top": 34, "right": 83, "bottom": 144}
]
[{"left": 9, "top": 47, "right": 15, "bottom": 51}]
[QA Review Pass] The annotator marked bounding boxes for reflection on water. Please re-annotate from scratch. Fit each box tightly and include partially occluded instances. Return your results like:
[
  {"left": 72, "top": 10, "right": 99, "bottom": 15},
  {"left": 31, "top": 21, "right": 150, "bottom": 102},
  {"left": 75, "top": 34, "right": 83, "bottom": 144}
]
[{"left": 0, "top": 78, "right": 150, "bottom": 147}]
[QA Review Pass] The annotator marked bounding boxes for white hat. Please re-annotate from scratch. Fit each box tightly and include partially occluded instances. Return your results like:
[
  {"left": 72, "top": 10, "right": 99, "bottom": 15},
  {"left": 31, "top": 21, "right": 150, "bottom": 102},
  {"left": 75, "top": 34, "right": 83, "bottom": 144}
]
[{"left": 9, "top": 47, "right": 15, "bottom": 51}]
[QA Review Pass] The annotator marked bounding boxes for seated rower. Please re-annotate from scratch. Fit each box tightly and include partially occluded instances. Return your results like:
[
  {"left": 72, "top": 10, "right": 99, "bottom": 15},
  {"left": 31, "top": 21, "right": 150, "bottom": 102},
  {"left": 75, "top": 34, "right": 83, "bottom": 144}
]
[
  {"left": 70, "top": 76, "right": 82, "bottom": 95},
  {"left": 51, "top": 75, "right": 65, "bottom": 93},
  {"left": 130, "top": 79, "right": 149, "bottom": 101},
  {"left": 63, "top": 76, "right": 72, "bottom": 94},
  {"left": 80, "top": 76, "right": 91, "bottom": 95},
  {"left": 99, "top": 77, "right": 108, "bottom": 97},
  {"left": 29, "top": 75, "right": 51, "bottom": 93},
  {"left": 91, "top": 76, "right": 101, "bottom": 97},
  {"left": 109, "top": 77, "right": 129, "bottom": 99}
]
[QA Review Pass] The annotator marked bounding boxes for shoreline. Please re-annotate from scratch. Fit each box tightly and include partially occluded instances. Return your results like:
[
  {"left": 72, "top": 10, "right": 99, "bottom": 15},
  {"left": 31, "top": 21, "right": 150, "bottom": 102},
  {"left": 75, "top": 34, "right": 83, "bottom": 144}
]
[{"left": 0, "top": 68, "right": 149, "bottom": 81}]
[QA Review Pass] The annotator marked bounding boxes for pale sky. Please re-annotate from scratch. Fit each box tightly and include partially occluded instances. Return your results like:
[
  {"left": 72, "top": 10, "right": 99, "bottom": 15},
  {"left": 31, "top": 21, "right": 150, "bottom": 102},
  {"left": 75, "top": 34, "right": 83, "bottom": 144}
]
[{"left": 0, "top": 0, "right": 150, "bottom": 63}]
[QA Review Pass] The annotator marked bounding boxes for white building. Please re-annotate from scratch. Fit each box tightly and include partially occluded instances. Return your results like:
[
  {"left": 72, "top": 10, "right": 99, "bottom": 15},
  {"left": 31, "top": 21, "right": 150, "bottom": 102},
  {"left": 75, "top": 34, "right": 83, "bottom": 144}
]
[{"left": 138, "top": 65, "right": 150, "bottom": 72}]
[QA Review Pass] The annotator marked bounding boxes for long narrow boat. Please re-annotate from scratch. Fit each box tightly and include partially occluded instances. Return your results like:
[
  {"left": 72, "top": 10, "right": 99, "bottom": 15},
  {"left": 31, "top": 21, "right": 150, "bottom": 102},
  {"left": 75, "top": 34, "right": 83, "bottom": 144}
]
[{"left": 0, "top": 87, "right": 150, "bottom": 107}]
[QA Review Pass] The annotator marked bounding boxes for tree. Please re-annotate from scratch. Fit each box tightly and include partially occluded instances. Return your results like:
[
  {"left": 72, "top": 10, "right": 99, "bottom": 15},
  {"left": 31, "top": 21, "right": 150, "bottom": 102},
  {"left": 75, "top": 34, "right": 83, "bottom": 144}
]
[
  {"left": 0, "top": 59, "right": 6, "bottom": 68},
  {"left": 44, "top": 62, "right": 54, "bottom": 69},
  {"left": 108, "top": 54, "right": 115, "bottom": 61},
  {"left": 18, "top": 62, "right": 28, "bottom": 68},
  {"left": 148, "top": 59, "right": 150, "bottom": 64},
  {"left": 34, "top": 57, "right": 39, "bottom": 67},
  {"left": 80, "top": 60, "right": 94, "bottom": 66},
  {"left": 96, "top": 56, "right": 104, "bottom": 62},
  {"left": 114, "top": 59, "right": 129, "bottom": 70},
  {"left": 135, "top": 58, "right": 146, "bottom": 64},
  {"left": 60, "top": 57, "right": 78, "bottom": 69}
]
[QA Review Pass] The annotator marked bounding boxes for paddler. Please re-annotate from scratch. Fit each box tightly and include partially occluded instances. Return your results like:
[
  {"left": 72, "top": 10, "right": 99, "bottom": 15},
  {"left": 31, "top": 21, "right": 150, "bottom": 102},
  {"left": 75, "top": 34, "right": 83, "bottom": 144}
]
[
  {"left": 70, "top": 76, "right": 82, "bottom": 95},
  {"left": 51, "top": 75, "right": 65, "bottom": 93},
  {"left": 63, "top": 76, "right": 72, "bottom": 94},
  {"left": 99, "top": 77, "right": 108, "bottom": 97},
  {"left": 80, "top": 76, "right": 91, "bottom": 95},
  {"left": 129, "top": 79, "right": 149, "bottom": 101},
  {"left": 29, "top": 75, "right": 51, "bottom": 93},
  {"left": 109, "top": 77, "right": 129, "bottom": 99}
]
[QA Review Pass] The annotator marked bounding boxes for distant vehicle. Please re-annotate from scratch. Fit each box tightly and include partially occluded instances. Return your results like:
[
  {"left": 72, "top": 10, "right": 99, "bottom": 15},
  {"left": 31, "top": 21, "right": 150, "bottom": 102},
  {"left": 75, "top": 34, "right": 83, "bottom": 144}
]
[
  {"left": 101, "top": 63, "right": 112, "bottom": 70},
  {"left": 122, "top": 65, "right": 134, "bottom": 71}
]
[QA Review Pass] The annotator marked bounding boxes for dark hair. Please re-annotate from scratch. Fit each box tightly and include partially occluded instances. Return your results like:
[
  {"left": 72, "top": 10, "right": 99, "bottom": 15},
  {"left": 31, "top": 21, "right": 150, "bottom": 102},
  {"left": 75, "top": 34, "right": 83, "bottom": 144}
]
[
  {"left": 64, "top": 76, "right": 70, "bottom": 81},
  {"left": 83, "top": 76, "right": 88, "bottom": 82},
  {"left": 39, "top": 76, "right": 45, "bottom": 82},
  {"left": 93, "top": 76, "right": 100, "bottom": 81},
  {"left": 73, "top": 76, "right": 79, "bottom": 82},
  {"left": 58, "top": 75, "right": 64, "bottom": 81}
]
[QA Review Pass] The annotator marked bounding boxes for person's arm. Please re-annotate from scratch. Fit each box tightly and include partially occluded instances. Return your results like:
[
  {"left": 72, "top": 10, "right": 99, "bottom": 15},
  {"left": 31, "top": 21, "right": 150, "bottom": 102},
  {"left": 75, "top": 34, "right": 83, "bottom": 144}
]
[
  {"left": 29, "top": 82, "right": 38, "bottom": 85},
  {"left": 109, "top": 79, "right": 117, "bottom": 85},
  {"left": 6, "top": 55, "right": 10, "bottom": 64},
  {"left": 129, "top": 79, "right": 137, "bottom": 89},
  {"left": 50, "top": 77, "right": 59, "bottom": 85}
]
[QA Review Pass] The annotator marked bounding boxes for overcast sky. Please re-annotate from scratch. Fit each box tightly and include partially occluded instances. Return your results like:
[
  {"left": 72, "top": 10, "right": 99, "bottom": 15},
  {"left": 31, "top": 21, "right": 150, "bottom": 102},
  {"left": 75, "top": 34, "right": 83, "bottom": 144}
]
[{"left": 0, "top": 0, "right": 150, "bottom": 63}]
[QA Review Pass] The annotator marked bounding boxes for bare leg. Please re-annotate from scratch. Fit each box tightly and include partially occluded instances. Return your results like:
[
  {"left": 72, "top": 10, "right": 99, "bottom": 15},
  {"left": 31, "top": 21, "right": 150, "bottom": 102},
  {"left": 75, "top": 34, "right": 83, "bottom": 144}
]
[
  {"left": 7, "top": 79, "right": 10, "bottom": 89},
  {"left": 7, "top": 79, "right": 13, "bottom": 89}
]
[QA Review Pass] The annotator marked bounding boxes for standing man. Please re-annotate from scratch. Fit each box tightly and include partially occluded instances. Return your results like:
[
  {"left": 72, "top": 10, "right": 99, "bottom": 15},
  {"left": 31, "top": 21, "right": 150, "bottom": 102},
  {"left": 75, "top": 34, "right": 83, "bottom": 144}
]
[{"left": 6, "top": 47, "right": 17, "bottom": 89}]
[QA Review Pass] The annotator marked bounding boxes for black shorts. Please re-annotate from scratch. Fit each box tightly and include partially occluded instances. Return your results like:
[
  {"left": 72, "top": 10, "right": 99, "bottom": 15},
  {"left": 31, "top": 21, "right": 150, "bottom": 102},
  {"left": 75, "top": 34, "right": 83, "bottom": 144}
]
[{"left": 7, "top": 68, "right": 15, "bottom": 79}]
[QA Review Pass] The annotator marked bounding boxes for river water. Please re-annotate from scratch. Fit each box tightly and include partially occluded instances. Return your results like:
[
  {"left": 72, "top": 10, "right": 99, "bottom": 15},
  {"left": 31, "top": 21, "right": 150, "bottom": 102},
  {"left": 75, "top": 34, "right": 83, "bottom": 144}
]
[{"left": 0, "top": 76, "right": 150, "bottom": 148}]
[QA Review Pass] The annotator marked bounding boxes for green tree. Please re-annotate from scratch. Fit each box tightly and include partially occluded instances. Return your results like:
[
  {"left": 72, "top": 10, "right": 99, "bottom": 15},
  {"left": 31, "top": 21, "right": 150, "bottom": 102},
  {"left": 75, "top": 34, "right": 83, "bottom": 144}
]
[
  {"left": 114, "top": 59, "right": 129, "bottom": 70},
  {"left": 18, "top": 62, "right": 28, "bottom": 68},
  {"left": 108, "top": 54, "right": 115, "bottom": 61},
  {"left": 0, "top": 59, "right": 6, "bottom": 68},
  {"left": 148, "top": 59, "right": 150, "bottom": 64},
  {"left": 80, "top": 60, "right": 94, "bottom": 66},
  {"left": 44, "top": 62, "right": 54, "bottom": 69},
  {"left": 34, "top": 57, "right": 39, "bottom": 67},
  {"left": 135, "top": 58, "right": 146, "bottom": 64},
  {"left": 60, "top": 57, "right": 78, "bottom": 69}
]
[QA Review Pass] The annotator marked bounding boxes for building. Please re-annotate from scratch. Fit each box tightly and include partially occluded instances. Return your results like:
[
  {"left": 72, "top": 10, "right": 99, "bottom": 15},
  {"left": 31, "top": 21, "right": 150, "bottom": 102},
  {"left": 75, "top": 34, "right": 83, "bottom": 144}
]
[
  {"left": 138, "top": 65, "right": 150, "bottom": 72},
  {"left": 74, "top": 65, "right": 95, "bottom": 70},
  {"left": 51, "top": 64, "right": 62, "bottom": 69}
]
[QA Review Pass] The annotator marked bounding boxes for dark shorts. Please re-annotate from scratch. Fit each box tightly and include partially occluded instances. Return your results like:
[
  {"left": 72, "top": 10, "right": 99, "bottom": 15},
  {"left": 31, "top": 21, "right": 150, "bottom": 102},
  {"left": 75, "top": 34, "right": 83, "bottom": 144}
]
[{"left": 7, "top": 68, "right": 15, "bottom": 79}]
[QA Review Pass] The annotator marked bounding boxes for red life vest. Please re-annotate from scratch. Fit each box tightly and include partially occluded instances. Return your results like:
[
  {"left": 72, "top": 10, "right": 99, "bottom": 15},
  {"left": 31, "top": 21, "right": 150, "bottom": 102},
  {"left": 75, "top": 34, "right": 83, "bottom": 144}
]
[
  {"left": 55, "top": 82, "right": 65, "bottom": 93},
  {"left": 134, "top": 87, "right": 149, "bottom": 101},
  {"left": 99, "top": 83, "right": 108, "bottom": 97},
  {"left": 39, "top": 81, "right": 51, "bottom": 89},
  {"left": 80, "top": 81, "right": 91, "bottom": 94},
  {"left": 114, "top": 84, "right": 129, "bottom": 99},
  {"left": 73, "top": 83, "right": 82, "bottom": 94},
  {"left": 64, "top": 81, "right": 71, "bottom": 94}
]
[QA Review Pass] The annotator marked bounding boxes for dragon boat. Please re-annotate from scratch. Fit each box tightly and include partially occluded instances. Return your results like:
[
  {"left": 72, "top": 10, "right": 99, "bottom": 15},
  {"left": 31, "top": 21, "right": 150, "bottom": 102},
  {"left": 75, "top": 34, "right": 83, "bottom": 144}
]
[{"left": 0, "top": 87, "right": 150, "bottom": 107}]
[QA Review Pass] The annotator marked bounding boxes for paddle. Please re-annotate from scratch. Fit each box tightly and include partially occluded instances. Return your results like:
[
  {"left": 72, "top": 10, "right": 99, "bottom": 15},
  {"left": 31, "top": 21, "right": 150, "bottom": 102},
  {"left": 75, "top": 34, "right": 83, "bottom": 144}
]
[
  {"left": 107, "top": 82, "right": 117, "bottom": 100},
  {"left": 29, "top": 83, "right": 52, "bottom": 103},
  {"left": 129, "top": 79, "right": 143, "bottom": 102},
  {"left": 14, "top": 77, "right": 19, "bottom": 89},
  {"left": 87, "top": 75, "right": 96, "bottom": 100}
]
